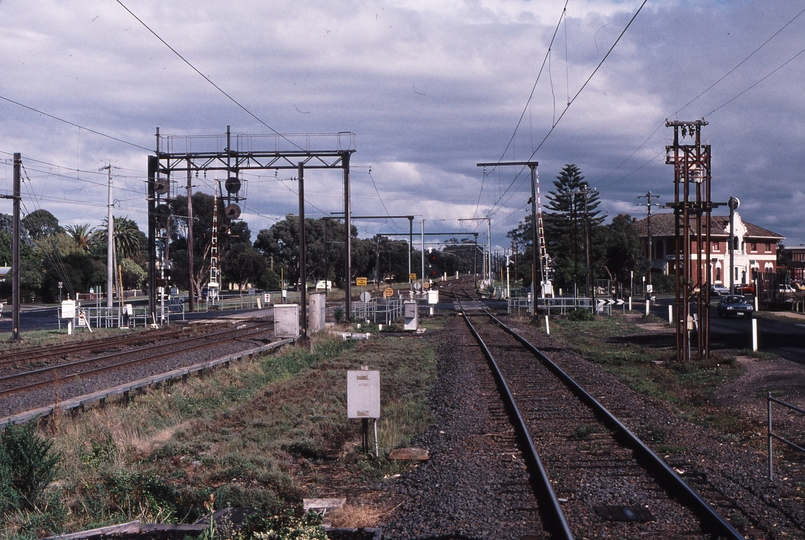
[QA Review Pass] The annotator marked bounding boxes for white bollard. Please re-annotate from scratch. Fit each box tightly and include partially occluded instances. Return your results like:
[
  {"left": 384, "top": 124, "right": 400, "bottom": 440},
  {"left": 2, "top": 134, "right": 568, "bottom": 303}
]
[
  {"left": 668, "top": 305, "right": 673, "bottom": 325},
  {"left": 645, "top": 298, "right": 650, "bottom": 317},
  {"left": 545, "top": 315, "right": 550, "bottom": 335},
  {"left": 752, "top": 318, "right": 758, "bottom": 352},
  {"left": 629, "top": 297, "right": 632, "bottom": 311}
]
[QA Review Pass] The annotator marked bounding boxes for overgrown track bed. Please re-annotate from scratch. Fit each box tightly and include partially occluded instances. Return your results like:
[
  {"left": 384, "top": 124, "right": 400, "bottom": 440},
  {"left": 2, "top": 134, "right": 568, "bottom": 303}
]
[
  {"left": 464, "top": 306, "right": 744, "bottom": 539},
  {"left": 0, "top": 321, "right": 277, "bottom": 419}
]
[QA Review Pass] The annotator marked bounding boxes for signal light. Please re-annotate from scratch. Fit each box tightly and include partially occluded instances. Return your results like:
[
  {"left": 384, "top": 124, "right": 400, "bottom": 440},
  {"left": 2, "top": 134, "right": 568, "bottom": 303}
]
[
  {"left": 225, "top": 176, "right": 241, "bottom": 193},
  {"left": 224, "top": 203, "right": 241, "bottom": 220}
]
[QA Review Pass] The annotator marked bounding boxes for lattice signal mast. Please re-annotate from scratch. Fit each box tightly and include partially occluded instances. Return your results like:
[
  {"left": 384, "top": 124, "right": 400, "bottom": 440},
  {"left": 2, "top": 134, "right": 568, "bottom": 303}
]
[
  {"left": 535, "top": 170, "right": 552, "bottom": 297},
  {"left": 208, "top": 190, "right": 220, "bottom": 306}
]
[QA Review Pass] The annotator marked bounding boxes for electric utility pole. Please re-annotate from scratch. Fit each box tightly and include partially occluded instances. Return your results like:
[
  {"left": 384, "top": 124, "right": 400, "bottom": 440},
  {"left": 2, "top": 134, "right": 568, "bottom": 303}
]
[
  {"left": 637, "top": 191, "right": 661, "bottom": 288},
  {"left": 1, "top": 154, "right": 23, "bottom": 340},
  {"left": 100, "top": 163, "right": 115, "bottom": 309}
]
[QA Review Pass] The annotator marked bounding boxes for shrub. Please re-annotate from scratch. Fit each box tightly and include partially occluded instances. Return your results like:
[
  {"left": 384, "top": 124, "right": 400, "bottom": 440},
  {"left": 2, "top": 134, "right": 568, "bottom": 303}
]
[
  {"left": 0, "top": 422, "right": 61, "bottom": 511},
  {"left": 567, "top": 308, "right": 595, "bottom": 321}
]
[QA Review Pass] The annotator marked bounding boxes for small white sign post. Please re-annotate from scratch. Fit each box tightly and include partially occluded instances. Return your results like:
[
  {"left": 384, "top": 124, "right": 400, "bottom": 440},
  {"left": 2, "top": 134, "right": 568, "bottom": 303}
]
[{"left": 347, "top": 369, "right": 380, "bottom": 456}]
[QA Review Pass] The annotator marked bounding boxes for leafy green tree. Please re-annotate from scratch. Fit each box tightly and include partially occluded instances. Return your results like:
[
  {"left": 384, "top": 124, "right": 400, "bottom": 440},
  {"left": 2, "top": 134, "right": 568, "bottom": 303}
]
[
  {"left": 167, "top": 194, "right": 249, "bottom": 298},
  {"left": 599, "top": 214, "right": 646, "bottom": 286},
  {"left": 221, "top": 243, "right": 266, "bottom": 292},
  {"left": 255, "top": 216, "right": 359, "bottom": 289},
  {"left": 544, "top": 164, "right": 605, "bottom": 292},
  {"left": 120, "top": 257, "right": 147, "bottom": 290},
  {"left": 506, "top": 214, "right": 535, "bottom": 287},
  {"left": 21, "top": 209, "right": 62, "bottom": 241}
]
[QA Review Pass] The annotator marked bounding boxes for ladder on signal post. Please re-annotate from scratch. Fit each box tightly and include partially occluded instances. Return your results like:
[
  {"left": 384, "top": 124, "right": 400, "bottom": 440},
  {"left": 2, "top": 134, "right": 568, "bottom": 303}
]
[
  {"left": 535, "top": 171, "right": 550, "bottom": 295},
  {"left": 208, "top": 192, "right": 220, "bottom": 306}
]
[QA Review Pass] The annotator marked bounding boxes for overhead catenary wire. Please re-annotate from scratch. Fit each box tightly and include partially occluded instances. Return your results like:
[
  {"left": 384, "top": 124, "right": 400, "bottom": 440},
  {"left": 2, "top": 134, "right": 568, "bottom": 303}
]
[
  {"left": 116, "top": 0, "right": 302, "bottom": 151},
  {"left": 597, "top": 4, "right": 805, "bottom": 189},
  {"left": 472, "top": 1, "right": 569, "bottom": 219},
  {"left": 483, "top": 0, "right": 648, "bottom": 223}
]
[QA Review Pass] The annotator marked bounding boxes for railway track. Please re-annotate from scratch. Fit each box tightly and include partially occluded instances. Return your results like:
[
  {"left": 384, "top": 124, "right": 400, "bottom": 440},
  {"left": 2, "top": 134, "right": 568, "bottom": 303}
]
[
  {"left": 452, "top": 292, "right": 744, "bottom": 539},
  {"left": 0, "top": 327, "right": 192, "bottom": 370},
  {"left": 0, "top": 321, "right": 279, "bottom": 420}
]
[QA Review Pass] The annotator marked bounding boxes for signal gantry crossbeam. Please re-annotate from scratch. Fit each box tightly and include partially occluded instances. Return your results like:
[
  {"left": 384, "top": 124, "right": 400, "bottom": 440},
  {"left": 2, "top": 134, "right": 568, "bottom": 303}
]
[{"left": 148, "top": 128, "right": 356, "bottom": 327}]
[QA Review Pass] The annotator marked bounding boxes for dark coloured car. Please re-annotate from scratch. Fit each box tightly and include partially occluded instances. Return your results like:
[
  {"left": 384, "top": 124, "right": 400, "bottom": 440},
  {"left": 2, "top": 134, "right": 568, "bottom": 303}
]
[{"left": 716, "top": 295, "right": 754, "bottom": 318}]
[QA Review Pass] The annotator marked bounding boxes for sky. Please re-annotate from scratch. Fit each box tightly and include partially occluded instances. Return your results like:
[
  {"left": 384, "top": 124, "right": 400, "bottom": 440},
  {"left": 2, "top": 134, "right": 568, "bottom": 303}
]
[{"left": 1, "top": 0, "right": 804, "bottom": 259}]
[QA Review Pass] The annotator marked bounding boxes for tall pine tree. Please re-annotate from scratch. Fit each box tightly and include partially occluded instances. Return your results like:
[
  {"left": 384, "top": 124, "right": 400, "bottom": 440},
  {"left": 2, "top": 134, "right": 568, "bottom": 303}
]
[{"left": 544, "top": 164, "right": 604, "bottom": 293}]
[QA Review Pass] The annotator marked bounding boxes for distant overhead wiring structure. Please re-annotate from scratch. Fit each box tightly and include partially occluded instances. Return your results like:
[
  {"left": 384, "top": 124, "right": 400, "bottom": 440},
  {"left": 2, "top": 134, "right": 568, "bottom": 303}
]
[
  {"left": 597, "top": 4, "right": 805, "bottom": 189},
  {"left": 481, "top": 0, "right": 648, "bottom": 222},
  {"left": 116, "top": 0, "right": 300, "bottom": 150}
]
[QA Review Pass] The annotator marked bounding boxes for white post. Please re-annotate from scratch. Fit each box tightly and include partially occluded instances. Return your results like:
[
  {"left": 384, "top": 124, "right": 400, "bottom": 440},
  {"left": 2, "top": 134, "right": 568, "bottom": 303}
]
[
  {"left": 545, "top": 314, "right": 550, "bottom": 335},
  {"left": 645, "top": 298, "right": 650, "bottom": 317},
  {"left": 668, "top": 305, "right": 673, "bottom": 325},
  {"left": 752, "top": 318, "right": 758, "bottom": 352}
]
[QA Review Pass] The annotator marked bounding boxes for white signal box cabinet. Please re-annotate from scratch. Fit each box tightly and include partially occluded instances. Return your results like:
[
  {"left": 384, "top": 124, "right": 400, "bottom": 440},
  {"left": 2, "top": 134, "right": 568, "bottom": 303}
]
[
  {"left": 309, "top": 292, "right": 326, "bottom": 333},
  {"left": 274, "top": 304, "right": 300, "bottom": 338},
  {"left": 403, "top": 301, "right": 419, "bottom": 331},
  {"left": 427, "top": 290, "right": 439, "bottom": 305},
  {"left": 347, "top": 370, "right": 380, "bottom": 419}
]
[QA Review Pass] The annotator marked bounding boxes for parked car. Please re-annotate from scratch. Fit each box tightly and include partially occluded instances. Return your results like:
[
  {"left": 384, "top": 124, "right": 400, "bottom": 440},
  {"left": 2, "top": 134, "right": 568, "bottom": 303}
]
[
  {"left": 710, "top": 285, "right": 730, "bottom": 296},
  {"left": 737, "top": 283, "right": 755, "bottom": 294},
  {"left": 716, "top": 295, "right": 754, "bottom": 318}
]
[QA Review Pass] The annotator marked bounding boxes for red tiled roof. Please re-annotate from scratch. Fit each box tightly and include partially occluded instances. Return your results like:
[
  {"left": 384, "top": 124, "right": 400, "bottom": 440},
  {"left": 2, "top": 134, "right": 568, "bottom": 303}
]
[{"left": 634, "top": 214, "right": 783, "bottom": 240}]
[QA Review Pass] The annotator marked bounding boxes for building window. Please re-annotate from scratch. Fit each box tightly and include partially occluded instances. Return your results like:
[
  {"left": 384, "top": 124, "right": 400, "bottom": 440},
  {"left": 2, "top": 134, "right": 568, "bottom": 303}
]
[
  {"left": 751, "top": 242, "right": 757, "bottom": 252},
  {"left": 712, "top": 242, "right": 719, "bottom": 252},
  {"left": 765, "top": 243, "right": 772, "bottom": 253}
]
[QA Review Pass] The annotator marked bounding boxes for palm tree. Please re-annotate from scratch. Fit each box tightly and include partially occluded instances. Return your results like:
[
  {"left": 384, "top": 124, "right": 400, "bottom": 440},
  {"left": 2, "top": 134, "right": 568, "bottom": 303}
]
[
  {"left": 93, "top": 216, "right": 146, "bottom": 259},
  {"left": 64, "top": 223, "right": 95, "bottom": 252}
]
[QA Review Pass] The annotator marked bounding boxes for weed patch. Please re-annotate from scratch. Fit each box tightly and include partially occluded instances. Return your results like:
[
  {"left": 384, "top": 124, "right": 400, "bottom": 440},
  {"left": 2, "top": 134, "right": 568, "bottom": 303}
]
[{"left": 0, "top": 326, "right": 440, "bottom": 537}]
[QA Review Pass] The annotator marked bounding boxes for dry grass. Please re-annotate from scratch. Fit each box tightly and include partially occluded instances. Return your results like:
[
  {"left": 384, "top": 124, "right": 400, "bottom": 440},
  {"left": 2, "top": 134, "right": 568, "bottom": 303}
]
[
  {"left": 2, "top": 321, "right": 442, "bottom": 538},
  {"left": 327, "top": 501, "right": 400, "bottom": 528}
]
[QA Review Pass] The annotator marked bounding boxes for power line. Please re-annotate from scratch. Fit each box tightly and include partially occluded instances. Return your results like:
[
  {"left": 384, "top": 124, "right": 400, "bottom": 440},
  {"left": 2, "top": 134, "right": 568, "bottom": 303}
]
[
  {"left": 0, "top": 94, "right": 151, "bottom": 152},
  {"left": 484, "top": 0, "right": 648, "bottom": 221},
  {"left": 596, "top": 4, "right": 805, "bottom": 189},
  {"left": 473, "top": 1, "right": 568, "bottom": 218},
  {"left": 116, "top": 0, "right": 302, "bottom": 150}
]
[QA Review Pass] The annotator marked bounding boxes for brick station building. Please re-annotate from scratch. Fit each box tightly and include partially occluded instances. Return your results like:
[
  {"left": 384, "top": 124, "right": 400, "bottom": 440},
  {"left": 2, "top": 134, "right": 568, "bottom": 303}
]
[{"left": 633, "top": 212, "right": 783, "bottom": 288}]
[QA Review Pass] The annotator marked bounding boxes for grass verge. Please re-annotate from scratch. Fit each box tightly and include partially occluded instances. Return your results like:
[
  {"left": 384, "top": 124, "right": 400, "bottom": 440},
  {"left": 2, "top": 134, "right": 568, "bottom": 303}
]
[
  {"left": 0, "top": 322, "right": 441, "bottom": 539},
  {"left": 542, "top": 314, "right": 762, "bottom": 448}
]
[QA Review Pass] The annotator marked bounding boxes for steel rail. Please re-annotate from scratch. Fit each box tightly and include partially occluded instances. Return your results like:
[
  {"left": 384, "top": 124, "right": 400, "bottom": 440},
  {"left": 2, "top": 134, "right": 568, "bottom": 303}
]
[
  {"left": 456, "top": 296, "right": 575, "bottom": 540},
  {"left": 0, "top": 324, "right": 272, "bottom": 399},
  {"left": 0, "top": 328, "right": 191, "bottom": 368},
  {"left": 482, "top": 308, "right": 744, "bottom": 540}
]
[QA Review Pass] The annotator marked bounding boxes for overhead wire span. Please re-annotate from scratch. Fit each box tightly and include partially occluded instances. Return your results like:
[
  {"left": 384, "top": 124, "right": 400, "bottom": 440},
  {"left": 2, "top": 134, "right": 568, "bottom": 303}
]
[
  {"left": 116, "top": 0, "right": 302, "bottom": 150},
  {"left": 598, "top": 4, "right": 805, "bottom": 189},
  {"left": 19, "top": 162, "right": 76, "bottom": 296},
  {"left": 485, "top": 0, "right": 648, "bottom": 219},
  {"left": 0, "top": 94, "right": 152, "bottom": 152},
  {"left": 472, "top": 1, "right": 568, "bottom": 219}
]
